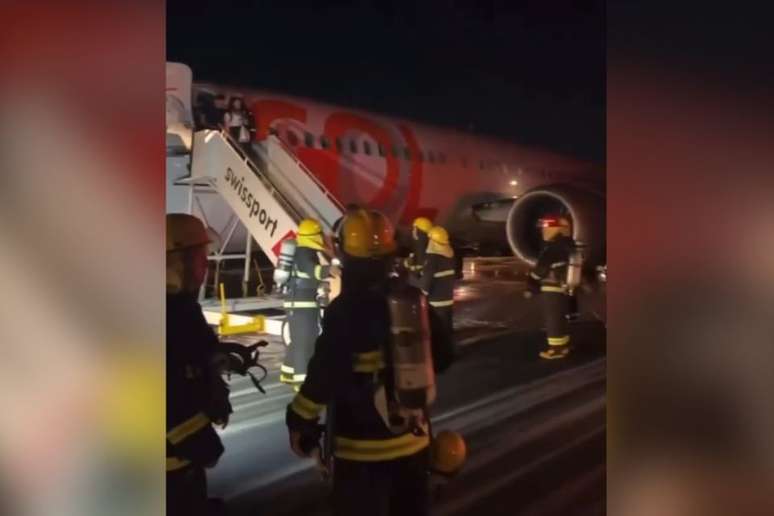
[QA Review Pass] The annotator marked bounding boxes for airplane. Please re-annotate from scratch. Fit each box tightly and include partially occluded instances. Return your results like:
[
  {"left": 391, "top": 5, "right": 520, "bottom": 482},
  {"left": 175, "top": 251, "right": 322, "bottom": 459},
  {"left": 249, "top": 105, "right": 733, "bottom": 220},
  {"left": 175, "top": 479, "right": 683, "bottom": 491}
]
[{"left": 166, "top": 62, "right": 605, "bottom": 272}]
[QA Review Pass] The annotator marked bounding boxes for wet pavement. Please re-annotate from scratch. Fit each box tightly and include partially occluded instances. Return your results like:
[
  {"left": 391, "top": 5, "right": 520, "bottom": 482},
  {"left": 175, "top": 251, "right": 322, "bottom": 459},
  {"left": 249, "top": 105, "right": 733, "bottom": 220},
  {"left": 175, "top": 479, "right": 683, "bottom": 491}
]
[{"left": 207, "top": 260, "right": 606, "bottom": 515}]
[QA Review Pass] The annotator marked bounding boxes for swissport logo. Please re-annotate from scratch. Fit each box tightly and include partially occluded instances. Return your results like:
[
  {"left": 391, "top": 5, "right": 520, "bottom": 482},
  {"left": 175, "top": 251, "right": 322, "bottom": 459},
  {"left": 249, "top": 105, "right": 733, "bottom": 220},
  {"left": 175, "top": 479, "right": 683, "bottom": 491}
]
[{"left": 224, "top": 167, "right": 279, "bottom": 238}]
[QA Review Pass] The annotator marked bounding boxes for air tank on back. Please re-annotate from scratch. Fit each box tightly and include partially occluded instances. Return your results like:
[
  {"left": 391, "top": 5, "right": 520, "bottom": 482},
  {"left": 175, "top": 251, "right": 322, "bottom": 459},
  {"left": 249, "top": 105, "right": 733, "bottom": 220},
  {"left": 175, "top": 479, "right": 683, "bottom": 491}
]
[
  {"left": 273, "top": 238, "right": 296, "bottom": 293},
  {"left": 387, "top": 284, "right": 436, "bottom": 409}
]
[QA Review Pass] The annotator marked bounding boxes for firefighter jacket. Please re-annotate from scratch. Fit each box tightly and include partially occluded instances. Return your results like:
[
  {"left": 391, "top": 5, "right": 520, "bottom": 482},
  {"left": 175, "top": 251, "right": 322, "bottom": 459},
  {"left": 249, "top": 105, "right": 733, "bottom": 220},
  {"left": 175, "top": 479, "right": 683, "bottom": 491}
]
[
  {"left": 527, "top": 235, "right": 575, "bottom": 294},
  {"left": 167, "top": 293, "right": 231, "bottom": 472},
  {"left": 286, "top": 280, "right": 454, "bottom": 462},
  {"left": 284, "top": 245, "right": 331, "bottom": 309},
  {"left": 420, "top": 243, "right": 456, "bottom": 310},
  {"left": 403, "top": 231, "right": 429, "bottom": 278}
]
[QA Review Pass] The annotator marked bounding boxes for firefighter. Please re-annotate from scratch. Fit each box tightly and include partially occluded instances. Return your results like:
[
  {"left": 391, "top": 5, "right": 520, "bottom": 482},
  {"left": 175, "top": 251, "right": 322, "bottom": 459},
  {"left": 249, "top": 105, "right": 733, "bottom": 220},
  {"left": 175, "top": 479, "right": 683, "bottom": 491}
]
[
  {"left": 420, "top": 226, "right": 456, "bottom": 339},
  {"left": 527, "top": 215, "right": 575, "bottom": 360},
  {"left": 285, "top": 208, "right": 455, "bottom": 516},
  {"left": 280, "top": 218, "right": 336, "bottom": 391},
  {"left": 166, "top": 214, "right": 232, "bottom": 516},
  {"left": 403, "top": 216, "right": 433, "bottom": 286}
]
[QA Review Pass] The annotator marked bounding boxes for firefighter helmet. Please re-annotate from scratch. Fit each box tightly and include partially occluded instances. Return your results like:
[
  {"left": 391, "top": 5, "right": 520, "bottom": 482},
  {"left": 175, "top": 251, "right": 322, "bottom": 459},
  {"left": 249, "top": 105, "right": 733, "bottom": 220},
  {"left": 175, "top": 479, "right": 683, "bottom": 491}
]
[
  {"left": 338, "top": 209, "right": 396, "bottom": 258},
  {"left": 167, "top": 214, "right": 211, "bottom": 252},
  {"left": 298, "top": 218, "right": 323, "bottom": 236},
  {"left": 539, "top": 215, "right": 572, "bottom": 240},
  {"left": 412, "top": 216, "right": 433, "bottom": 234},
  {"left": 430, "top": 430, "right": 467, "bottom": 476},
  {"left": 428, "top": 226, "right": 450, "bottom": 246}
]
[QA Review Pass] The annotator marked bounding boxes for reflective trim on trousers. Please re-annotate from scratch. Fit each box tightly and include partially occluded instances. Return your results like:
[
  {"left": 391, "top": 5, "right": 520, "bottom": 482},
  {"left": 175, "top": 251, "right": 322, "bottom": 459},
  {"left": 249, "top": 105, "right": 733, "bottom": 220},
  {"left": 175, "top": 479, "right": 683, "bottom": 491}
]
[
  {"left": 529, "top": 271, "right": 542, "bottom": 280},
  {"left": 281, "top": 364, "right": 295, "bottom": 374},
  {"left": 540, "top": 285, "right": 567, "bottom": 293},
  {"left": 430, "top": 299, "right": 454, "bottom": 307},
  {"left": 550, "top": 261, "right": 568, "bottom": 269},
  {"left": 547, "top": 335, "right": 570, "bottom": 346},
  {"left": 167, "top": 412, "right": 210, "bottom": 445},
  {"left": 334, "top": 432, "right": 430, "bottom": 462},
  {"left": 283, "top": 301, "right": 319, "bottom": 309}
]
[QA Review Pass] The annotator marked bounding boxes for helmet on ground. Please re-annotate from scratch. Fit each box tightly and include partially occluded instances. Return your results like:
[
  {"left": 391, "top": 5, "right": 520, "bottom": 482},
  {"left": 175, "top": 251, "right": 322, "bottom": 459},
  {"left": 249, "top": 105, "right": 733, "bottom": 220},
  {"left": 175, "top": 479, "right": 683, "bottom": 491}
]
[
  {"left": 412, "top": 216, "right": 433, "bottom": 234},
  {"left": 338, "top": 209, "right": 396, "bottom": 258},
  {"left": 428, "top": 226, "right": 450, "bottom": 246},
  {"left": 298, "top": 218, "right": 323, "bottom": 237},
  {"left": 430, "top": 430, "right": 467, "bottom": 476},
  {"left": 167, "top": 214, "right": 211, "bottom": 253}
]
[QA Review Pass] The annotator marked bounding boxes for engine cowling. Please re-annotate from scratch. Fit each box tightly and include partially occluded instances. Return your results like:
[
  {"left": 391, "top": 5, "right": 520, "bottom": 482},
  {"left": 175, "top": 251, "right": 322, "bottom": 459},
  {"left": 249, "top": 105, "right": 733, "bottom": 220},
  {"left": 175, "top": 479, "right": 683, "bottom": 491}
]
[{"left": 505, "top": 185, "right": 605, "bottom": 267}]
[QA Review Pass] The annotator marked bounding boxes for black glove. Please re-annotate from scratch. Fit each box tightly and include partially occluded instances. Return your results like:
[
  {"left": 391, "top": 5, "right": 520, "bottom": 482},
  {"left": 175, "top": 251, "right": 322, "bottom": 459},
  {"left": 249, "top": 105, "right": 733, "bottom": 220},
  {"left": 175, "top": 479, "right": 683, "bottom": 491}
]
[{"left": 206, "top": 376, "right": 233, "bottom": 428}]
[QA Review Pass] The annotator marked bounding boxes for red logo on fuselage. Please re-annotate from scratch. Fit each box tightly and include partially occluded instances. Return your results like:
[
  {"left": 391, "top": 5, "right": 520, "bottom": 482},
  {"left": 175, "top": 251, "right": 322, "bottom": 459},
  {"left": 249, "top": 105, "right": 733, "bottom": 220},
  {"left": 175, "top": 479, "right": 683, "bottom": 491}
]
[{"left": 248, "top": 99, "right": 431, "bottom": 224}]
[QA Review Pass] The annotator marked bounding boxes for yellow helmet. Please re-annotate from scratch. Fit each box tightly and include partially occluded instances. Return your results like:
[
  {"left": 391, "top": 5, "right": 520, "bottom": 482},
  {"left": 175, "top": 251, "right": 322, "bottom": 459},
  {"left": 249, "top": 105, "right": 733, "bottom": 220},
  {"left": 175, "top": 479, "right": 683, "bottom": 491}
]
[
  {"left": 412, "top": 216, "right": 433, "bottom": 234},
  {"left": 539, "top": 215, "right": 572, "bottom": 241},
  {"left": 428, "top": 226, "right": 450, "bottom": 245},
  {"left": 298, "top": 218, "right": 322, "bottom": 236},
  {"left": 167, "top": 214, "right": 211, "bottom": 253},
  {"left": 430, "top": 431, "right": 467, "bottom": 476},
  {"left": 338, "top": 209, "right": 396, "bottom": 258}
]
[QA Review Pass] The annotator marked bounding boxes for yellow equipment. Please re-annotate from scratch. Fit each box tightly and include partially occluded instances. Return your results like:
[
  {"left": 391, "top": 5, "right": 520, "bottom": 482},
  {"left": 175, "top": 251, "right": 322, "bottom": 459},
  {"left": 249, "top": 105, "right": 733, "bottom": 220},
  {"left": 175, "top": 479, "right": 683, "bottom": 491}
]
[
  {"left": 166, "top": 213, "right": 211, "bottom": 252},
  {"left": 412, "top": 216, "right": 433, "bottom": 234},
  {"left": 338, "top": 209, "right": 397, "bottom": 258},
  {"left": 217, "top": 283, "right": 265, "bottom": 336},
  {"left": 430, "top": 430, "right": 467, "bottom": 476},
  {"left": 428, "top": 226, "right": 450, "bottom": 246}
]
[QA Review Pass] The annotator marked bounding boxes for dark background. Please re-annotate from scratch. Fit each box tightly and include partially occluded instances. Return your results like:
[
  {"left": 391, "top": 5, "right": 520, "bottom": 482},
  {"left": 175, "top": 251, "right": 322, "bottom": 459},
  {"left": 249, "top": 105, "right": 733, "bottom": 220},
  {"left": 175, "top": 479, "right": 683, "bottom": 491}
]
[{"left": 167, "top": 0, "right": 605, "bottom": 163}]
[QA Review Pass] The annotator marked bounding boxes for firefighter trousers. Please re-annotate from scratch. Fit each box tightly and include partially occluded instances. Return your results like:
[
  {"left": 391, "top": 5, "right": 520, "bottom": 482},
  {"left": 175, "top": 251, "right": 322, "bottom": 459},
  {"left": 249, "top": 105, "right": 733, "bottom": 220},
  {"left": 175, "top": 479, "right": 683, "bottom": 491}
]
[
  {"left": 287, "top": 305, "right": 321, "bottom": 383},
  {"left": 331, "top": 449, "right": 430, "bottom": 516},
  {"left": 540, "top": 291, "right": 571, "bottom": 359},
  {"left": 430, "top": 305, "right": 454, "bottom": 342},
  {"left": 167, "top": 465, "right": 208, "bottom": 516}
]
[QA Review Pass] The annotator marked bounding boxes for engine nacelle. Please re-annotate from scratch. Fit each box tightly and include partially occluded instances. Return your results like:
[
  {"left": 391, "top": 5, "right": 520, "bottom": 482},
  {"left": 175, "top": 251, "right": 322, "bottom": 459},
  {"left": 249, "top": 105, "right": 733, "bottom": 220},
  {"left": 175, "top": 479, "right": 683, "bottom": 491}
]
[{"left": 505, "top": 185, "right": 605, "bottom": 267}]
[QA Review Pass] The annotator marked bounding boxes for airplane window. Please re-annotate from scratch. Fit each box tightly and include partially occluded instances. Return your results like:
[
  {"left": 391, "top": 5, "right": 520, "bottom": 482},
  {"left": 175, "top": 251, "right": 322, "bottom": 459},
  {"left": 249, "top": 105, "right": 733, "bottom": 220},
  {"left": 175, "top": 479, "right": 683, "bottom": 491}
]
[
  {"left": 320, "top": 135, "right": 331, "bottom": 150},
  {"left": 378, "top": 143, "right": 386, "bottom": 157},
  {"left": 304, "top": 132, "right": 314, "bottom": 148},
  {"left": 349, "top": 139, "right": 358, "bottom": 154},
  {"left": 428, "top": 150, "right": 436, "bottom": 163},
  {"left": 287, "top": 130, "right": 299, "bottom": 146},
  {"left": 363, "top": 140, "right": 372, "bottom": 156},
  {"left": 336, "top": 138, "right": 343, "bottom": 153},
  {"left": 403, "top": 147, "right": 411, "bottom": 160}
]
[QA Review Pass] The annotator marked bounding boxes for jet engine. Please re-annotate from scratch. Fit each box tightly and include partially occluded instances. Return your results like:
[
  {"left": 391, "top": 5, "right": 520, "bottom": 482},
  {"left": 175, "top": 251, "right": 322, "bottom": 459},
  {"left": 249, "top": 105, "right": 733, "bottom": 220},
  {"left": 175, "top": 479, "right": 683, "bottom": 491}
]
[{"left": 505, "top": 185, "right": 605, "bottom": 268}]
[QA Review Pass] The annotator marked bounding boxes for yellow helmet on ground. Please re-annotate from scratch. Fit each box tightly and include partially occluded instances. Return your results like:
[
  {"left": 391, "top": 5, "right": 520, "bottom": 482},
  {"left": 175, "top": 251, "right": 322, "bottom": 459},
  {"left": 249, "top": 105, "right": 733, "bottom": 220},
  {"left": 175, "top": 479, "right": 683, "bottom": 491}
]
[
  {"left": 338, "top": 209, "right": 396, "bottom": 258},
  {"left": 298, "top": 218, "right": 323, "bottom": 236},
  {"left": 412, "top": 216, "right": 433, "bottom": 234},
  {"left": 430, "top": 430, "right": 467, "bottom": 476},
  {"left": 428, "top": 226, "right": 450, "bottom": 245},
  {"left": 167, "top": 214, "right": 211, "bottom": 253}
]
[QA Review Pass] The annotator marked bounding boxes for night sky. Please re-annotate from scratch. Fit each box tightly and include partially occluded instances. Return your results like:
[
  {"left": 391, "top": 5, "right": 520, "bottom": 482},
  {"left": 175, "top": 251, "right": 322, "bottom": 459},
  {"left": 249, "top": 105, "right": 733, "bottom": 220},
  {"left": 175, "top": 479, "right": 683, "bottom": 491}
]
[{"left": 167, "top": 1, "right": 605, "bottom": 163}]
